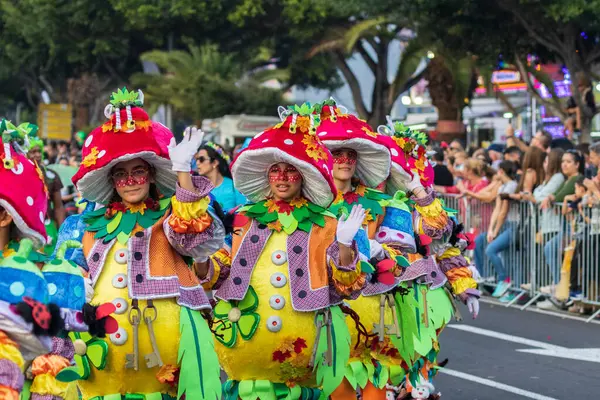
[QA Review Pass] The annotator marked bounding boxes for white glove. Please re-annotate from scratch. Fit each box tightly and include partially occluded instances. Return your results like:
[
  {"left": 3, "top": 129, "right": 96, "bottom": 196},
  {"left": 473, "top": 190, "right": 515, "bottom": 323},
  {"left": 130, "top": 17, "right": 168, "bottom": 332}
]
[
  {"left": 369, "top": 239, "right": 385, "bottom": 260},
  {"left": 168, "top": 126, "right": 205, "bottom": 172},
  {"left": 406, "top": 170, "right": 424, "bottom": 193},
  {"left": 84, "top": 276, "right": 94, "bottom": 302},
  {"left": 336, "top": 205, "right": 366, "bottom": 247},
  {"left": 466, "top": 296, "right": 480, "bottom": 319}
]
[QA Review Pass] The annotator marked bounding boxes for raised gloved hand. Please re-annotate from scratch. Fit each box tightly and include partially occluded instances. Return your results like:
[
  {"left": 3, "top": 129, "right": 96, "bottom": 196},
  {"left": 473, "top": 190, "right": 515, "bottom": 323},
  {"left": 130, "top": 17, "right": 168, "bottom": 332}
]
[
  {"left": 406, "top": 170, "right": 425, "bottom": 196},
  {"left": 336, "top": 205, "right": 366, "bottom": 247},
  {"left": 84, "top": 276, "right": 94, "bottom": 303},
  {"left": 168, "top": 126, "right": 205, "bottom": 172},
  {"left": 369, "top": 239, "right": 385, "bottom": 261},
  {"left": 466, "top": 295, "right": 480, "bottom": 319}
]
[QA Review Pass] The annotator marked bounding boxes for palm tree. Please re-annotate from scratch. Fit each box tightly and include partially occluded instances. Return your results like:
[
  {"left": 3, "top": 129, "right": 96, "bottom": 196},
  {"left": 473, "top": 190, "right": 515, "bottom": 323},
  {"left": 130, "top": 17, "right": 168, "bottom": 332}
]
[
  {"left": 423, "top": 51, "right": 478, "bottom": 140},
  {"left": 306, "top": 18, "right": 430, "bottom": 127},
  {"left": 132, "top": 44, "right": 285, "bottom": 122}
]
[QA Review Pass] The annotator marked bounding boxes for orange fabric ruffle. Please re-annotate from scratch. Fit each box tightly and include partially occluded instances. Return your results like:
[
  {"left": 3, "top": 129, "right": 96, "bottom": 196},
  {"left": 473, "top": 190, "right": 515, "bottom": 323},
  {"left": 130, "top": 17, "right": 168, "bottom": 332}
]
[
  {"left": 444, "top": 266, "right": 472, "bottom": 281},
  {"left": 0, "top": 385, "right": 19, "bottom": 400},
  {"left": 446, "top": 266, "right": 477, "bottom": 294},
  {"left": 0, "top": 331, "right": 17, "bottom": 347},
  {"left": 330, "top": 259, "right": 366, "bottom": 297},
  {"left": 31, "top": 354, "right": 71, "bottom": 377},
  {"left": 168, "top": 213, "right": 213, "bottom": 234}
]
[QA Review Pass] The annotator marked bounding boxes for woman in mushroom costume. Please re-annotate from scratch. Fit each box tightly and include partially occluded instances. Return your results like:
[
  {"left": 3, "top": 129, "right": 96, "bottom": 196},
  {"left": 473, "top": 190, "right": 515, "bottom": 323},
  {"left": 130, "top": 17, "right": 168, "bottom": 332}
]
[
  {"left": 379, "top": 122, "right": 480, "bottom": 397},
  {"left": 196, "top": 103, "right": 366, "bottom": 399},
  {"left": 0, "top": 121, "right": 65, "bottom": 399},
  {"left": 0, "top": 119, "right": 50, "bottom": 258},
  {"left": 65, "top": 88, "right": 224, "bottom": 399},
  {"left": 314, "top": 101, "right": 418, "bottom": 400}
]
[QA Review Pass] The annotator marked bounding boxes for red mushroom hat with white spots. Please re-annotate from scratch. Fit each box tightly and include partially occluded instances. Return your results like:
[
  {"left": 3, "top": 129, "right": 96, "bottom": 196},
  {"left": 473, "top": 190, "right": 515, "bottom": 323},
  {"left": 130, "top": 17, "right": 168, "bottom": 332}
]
[
  {"left": 378, "top": 120, "right": 434, "bottom": 194},
  {"left": 231, "top": 103, "right": 337, "bottom": 207},
  {"left": 72, "top": 88, "right": 177, "bottom": 204},
  {"left": 316, "top": 100, "right": 391, "bottom": 188},
  {"left": 0, "top": 120, "right": 48, "bottom": 247}
]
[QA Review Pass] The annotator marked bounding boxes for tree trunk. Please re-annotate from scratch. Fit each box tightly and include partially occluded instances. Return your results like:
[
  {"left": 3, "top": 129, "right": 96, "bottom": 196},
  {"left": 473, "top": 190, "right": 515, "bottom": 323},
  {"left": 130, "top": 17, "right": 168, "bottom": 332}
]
[{"left": 424, "top": 57, "right": 465, "bottom": 141}]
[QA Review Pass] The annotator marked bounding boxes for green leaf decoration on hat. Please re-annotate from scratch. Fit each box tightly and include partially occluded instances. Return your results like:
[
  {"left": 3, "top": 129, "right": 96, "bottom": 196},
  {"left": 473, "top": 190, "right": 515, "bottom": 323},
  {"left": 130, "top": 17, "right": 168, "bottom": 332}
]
[
  {"left": 392, "top": 122, "right": 429, "bottom": 147},
  {"left": 17, "top": 122, "right": 39, "bottom": 138},
  {"left": 109, "top": 87, "right": 143, "bottom": 108},
  {"left": 56, "top": 331, "right": 108, "bottom": 382},
  {"left": 212, "top": 286, "right": 260, "bottom": 347},
  {"left": 287, "top": 102, "right": 316, "bottom": 117},
  {"left": 0, "top": 119, "right": 24, "bottom": 145}
]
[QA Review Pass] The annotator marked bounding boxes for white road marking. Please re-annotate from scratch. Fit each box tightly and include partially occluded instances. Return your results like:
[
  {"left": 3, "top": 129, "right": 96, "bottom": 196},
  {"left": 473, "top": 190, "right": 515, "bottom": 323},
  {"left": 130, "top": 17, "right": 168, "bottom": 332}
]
[
  {"left": 438, "top": 369, "right": 559, "bottom": 400},
  {"left": 517, "top": 348, "right": 600, "bottom": 363},
  {"left": 448, "top": 324, "right": 600, "bottom": 363},
  {"left": 447, "top": 324, "right": 564, "bottom": 350}
]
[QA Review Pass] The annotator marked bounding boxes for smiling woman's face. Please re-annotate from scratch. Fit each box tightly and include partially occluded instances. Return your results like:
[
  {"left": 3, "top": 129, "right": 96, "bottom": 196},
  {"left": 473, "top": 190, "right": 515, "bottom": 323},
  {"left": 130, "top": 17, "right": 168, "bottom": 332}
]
[
  {"left": 111, "top": 158, "right": 153, "bottom": 204},
  {"left": 332, "top": 148, "right": 357, "bottom": 182},
  {"left": 268, "top": 162, "right": 303, "bottom": 201}
]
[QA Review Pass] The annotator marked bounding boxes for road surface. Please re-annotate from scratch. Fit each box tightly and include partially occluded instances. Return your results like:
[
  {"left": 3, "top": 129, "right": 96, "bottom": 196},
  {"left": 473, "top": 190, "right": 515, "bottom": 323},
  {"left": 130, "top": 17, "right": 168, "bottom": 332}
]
[{"left": 434, "top": 300, "right": 600, "bottom": 399}]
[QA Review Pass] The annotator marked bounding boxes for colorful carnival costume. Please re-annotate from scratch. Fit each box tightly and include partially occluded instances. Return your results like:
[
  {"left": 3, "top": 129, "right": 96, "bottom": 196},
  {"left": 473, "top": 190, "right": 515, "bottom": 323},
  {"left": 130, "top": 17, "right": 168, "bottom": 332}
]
[
  {"left": 62, "top": 88, "right": 224, "bottom": 399},
  {"left": 0, "top": 240, "right": 66, "bottom": 400},
  {"left": 29, "top": 241, "right": 119, "bottom": 400},
  {"left": 0, "top": 120, "right": 59, "bottom": 399},
  {"left": 22, "top": 123, "right": 64, "bottom": 255},
  {"left": 202, "top": 104, "right": 365, "bottom": 399},
  {"left": 315, "top": 101, "right": 419, "bottom": 399},
  {"left": 378, "top": 122, "right": 480, "bottom": 397}
]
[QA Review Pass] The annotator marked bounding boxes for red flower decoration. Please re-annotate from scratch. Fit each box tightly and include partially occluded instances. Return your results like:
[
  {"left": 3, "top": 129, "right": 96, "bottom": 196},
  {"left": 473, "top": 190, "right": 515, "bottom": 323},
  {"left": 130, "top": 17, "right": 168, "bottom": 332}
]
[
  {"left": 343, "top": 192, "right": 359, "bottom": 204},
  {"left": 145, "top": 197, "right": 160, "bottom": 211},
  {"left": 385, "top": 348, "right": 399, "bottom": 358},
  {"left": 370, "top": 336, "right": 380, "bottom": 351},
  {"left": 463, "top": 233, "right": 476, "bottom": 250},
  {"left": 233, "top": 214, "right": 250, "bottom": 228},
  {"left": 109, "top": 202, "right": 127, "bottom": 212},
  {"left": 293, "top": 338, "right": 307, "bottom": 354},
  {"left": 272, "top": 350, "right": 292, "bottom": 363},
  {"left": 275, "top": 200, "right": 294, "bottom": 215},
  {"left": 419, "top": 234, "right": 432, "bottom": 246},
  {"left": 375, "top": 259, "right": 397, "bottom": 285}
]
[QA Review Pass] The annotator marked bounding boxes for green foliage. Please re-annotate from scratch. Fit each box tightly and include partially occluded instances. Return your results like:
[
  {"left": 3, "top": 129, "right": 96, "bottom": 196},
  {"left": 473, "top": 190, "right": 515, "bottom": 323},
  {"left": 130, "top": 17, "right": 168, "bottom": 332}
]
[{"left": 132, "top": 44, "right": 284, "bottom": 120}]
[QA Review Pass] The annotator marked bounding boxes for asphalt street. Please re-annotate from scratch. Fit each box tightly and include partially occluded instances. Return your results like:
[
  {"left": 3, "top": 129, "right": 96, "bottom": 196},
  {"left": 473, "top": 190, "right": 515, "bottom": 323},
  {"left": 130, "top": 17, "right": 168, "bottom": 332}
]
[{"left": 433, "top": 300, "right": 600, "bottom": 400}]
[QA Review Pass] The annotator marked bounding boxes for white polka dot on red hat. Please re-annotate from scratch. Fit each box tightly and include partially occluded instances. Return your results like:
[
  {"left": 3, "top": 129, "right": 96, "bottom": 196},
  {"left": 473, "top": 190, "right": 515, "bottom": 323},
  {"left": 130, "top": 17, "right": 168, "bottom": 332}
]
[
  {"left": 98, "top": 150, "right": 106, "bottom": 158},
  {"left": 85, "top": 135, "right": 93, "bottom": 147},
  {"left": 39, "top": 212, "right": 44, "bottom": 223},
  {"left": 391, "top": 148, "right": 399, "bottom": 157},
  {"left": 318, "top": 131, "right": 327, "bottom": 136},
  {"left": 26, "top": 197, "right": 34, "bottom": 206},
  {"left": 284, "top": 139, "right": 294, "bottom": 145},
  {"left": 262, "top": 139, "right": 269, "bottom": 143}
]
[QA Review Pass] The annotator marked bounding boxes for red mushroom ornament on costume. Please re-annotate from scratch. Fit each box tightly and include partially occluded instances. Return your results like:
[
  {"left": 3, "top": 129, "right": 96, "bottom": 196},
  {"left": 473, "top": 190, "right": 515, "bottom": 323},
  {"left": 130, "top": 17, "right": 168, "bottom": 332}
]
[
  {"left": 232, "top": 103, "right": 337, "bottom": 208},
  {"left": 0, "top": 119, "right": 48, "bottom": 248},
  {"left": 378, "top": 120, "right": 434, "bottom": 196},
  {"left": 316, "top": 100, "right": 390, "bottom": 187}
]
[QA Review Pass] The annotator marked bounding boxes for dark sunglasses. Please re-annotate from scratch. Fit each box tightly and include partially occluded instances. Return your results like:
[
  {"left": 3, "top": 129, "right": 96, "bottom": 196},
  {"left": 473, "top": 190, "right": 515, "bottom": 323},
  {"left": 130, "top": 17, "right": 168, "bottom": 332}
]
[{"left": 196, "top": 156, "right": 212, "bottom": 164}]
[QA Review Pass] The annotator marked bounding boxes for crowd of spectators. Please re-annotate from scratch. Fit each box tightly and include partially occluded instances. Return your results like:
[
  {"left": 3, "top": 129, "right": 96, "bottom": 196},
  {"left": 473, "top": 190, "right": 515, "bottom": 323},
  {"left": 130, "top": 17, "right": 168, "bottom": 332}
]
[{"left": 432, "top": 128, "right": 600, "bottom": 315}]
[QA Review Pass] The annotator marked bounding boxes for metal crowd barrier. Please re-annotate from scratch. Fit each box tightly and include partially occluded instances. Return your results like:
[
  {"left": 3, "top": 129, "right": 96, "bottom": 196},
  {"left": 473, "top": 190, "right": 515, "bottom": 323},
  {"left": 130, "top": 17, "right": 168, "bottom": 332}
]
[{"left": 437, "top": 193, "right": 600, "bottom": 322}]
